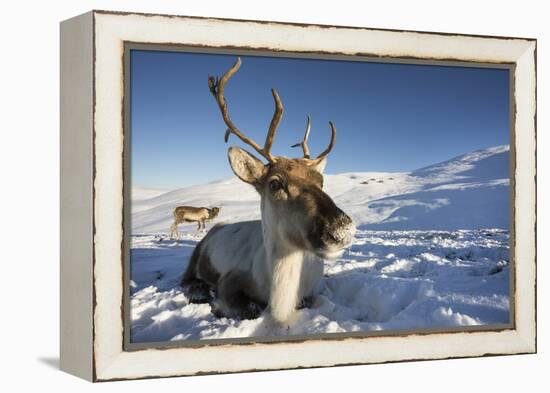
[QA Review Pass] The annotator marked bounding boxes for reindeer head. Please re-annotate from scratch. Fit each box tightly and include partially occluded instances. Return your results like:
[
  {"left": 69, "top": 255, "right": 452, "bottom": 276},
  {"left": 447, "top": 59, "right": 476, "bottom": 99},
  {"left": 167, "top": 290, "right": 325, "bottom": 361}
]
[
  {"left": 209, "top": 207, "right": 221, "bottom": 219},
  {"left": 208, "top": 58, "right": 354, "bottom": 259}
]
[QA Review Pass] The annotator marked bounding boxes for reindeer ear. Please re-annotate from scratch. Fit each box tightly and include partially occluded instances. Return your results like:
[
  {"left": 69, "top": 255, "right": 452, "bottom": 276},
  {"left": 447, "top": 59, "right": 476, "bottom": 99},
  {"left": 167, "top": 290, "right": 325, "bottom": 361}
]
[
  {"left": 310, "top": 157, "right": 328, "bottom": 174},
  {"left": 228, "top": 147, "right": 266, "bottom": 185}
]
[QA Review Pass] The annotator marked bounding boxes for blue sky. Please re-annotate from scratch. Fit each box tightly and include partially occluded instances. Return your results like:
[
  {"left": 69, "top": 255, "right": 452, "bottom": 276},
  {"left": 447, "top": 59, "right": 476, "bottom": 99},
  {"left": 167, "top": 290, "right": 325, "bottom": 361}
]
[{"left": 130, "top": 50, "right": 509, "bottom": 189}]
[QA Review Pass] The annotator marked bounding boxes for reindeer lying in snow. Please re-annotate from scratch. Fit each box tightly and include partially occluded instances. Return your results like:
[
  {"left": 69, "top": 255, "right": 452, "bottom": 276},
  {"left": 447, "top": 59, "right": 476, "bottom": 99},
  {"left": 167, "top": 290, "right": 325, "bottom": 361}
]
[
  {"left": 180, "top": 58, "right": 354, "bottom": 326},
  {"left": 170, "top": 206, "right": 221, "bottom": 239}
]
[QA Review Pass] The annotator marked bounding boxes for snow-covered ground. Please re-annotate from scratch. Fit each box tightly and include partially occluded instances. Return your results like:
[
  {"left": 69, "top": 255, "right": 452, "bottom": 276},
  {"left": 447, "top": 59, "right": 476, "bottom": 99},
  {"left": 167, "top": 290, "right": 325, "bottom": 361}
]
[{"left": 130, "top": 145, "right": 511, "bottom": 343}]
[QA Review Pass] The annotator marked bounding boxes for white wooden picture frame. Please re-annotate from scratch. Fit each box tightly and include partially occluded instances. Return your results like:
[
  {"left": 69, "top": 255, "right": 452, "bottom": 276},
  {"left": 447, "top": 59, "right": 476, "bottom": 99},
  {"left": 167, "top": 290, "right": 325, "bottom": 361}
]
[{"left": 60, "top": 10, "right": 536, "bottom": 382}]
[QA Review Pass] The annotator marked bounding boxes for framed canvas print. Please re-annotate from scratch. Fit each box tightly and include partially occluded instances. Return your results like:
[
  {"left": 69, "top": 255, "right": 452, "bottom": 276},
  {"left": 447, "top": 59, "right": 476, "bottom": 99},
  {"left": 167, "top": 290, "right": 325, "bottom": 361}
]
[{"left": 60, "top": 10, "right": 537, "bottom": 381}]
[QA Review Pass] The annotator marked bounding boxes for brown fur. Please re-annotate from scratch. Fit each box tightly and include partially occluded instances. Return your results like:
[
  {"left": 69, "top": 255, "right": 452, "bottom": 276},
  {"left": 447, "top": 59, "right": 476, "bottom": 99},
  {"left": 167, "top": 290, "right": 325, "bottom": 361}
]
[
  {"left": 266, "top": 158, "right": 324, "bottom": 188},
  {"left": 180, "top": 153, "right": 353, "bottom": 321},
  {"left": 180, "top": 58, "right": 352, "bottom": 322},
  {"left": 170, "top": 206, "right": 221, "bottom": 238}
]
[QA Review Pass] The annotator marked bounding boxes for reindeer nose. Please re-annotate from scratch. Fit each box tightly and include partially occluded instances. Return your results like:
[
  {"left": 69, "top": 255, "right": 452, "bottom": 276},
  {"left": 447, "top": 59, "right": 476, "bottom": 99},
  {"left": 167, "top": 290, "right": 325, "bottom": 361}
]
[
  {"left": 328, "top": 211, "right": 354, "bottom": 244},
  {"left": 336, "top": 208, "right": 353, "bottom": 228},
  {"left": 341, "top": 212, "right": 352, "bottom": 228}
]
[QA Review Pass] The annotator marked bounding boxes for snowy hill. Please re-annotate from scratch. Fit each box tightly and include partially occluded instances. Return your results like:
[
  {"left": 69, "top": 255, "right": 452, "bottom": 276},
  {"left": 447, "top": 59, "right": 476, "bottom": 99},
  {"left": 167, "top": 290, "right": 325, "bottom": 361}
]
[
  {"left": 129, "top": 145, "right": 511, "bottom": 343},
  {"left": 132, "top": 187, "right": 167, "bottom": 202},
  {"left": 361, "top": 145, "right": 509, "bottom": 230},
  {"left": 132, "top": 145, "right": 510, "bottom": 233}
]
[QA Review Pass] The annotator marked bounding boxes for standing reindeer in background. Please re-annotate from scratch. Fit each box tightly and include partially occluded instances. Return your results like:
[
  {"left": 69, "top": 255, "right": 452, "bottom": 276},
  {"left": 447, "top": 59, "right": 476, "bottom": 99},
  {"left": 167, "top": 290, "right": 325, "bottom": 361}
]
[
  {"left": 180, "top": 58, "right": 354, "bottom": 326},
  {"left": 170, "top": 206, "right": 221, "bottom": 239}
]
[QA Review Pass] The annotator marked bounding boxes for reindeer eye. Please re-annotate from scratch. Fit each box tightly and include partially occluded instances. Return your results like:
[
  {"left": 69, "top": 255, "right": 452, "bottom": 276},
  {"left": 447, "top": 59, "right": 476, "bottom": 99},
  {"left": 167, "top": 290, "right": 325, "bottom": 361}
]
[{"left": 269, "top": 178, "right": 283, "bottom": 192}]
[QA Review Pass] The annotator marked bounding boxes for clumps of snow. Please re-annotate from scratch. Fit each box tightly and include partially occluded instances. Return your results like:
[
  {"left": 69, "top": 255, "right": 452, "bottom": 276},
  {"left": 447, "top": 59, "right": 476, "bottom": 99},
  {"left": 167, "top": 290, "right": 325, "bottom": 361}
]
[
  {"left": 129, "top": 229, "right": 510, "bottom": 343},
  {"left": 431, "top": 307, "right": 481, "bottom": 326}
]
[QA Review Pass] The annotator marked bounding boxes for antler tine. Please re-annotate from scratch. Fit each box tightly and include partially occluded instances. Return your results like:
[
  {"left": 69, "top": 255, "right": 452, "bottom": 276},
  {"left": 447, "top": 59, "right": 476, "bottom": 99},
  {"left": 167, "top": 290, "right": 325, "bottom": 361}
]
[
  {"left": 263, "top": 89, "right": 284, "bottom": 162},
  {"left": 290, "top": 115, "right": 312, "bottom": 159},
  {"left": 209, "top": 57, "right": 282, "bottom": 163},
  {"left": 312, "top": 121, "right": 337, "bottom": 163}
]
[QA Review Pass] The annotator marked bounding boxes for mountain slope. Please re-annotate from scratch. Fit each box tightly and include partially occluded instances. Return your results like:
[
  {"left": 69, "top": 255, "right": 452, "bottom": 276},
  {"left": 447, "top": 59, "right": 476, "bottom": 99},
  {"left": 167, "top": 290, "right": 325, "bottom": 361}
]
[
  {"left": 132, "top": 145, "right": 510, "bottom": 233},
  {"left": 360, "top": 145, "right": 510, "bottom": 230}
]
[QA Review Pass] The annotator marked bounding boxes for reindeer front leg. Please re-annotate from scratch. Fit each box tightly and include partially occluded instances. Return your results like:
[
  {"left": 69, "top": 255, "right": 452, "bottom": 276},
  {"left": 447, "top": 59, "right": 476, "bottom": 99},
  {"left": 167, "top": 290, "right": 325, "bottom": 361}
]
[
  {"left": 213, "top": 271, "right": 265, "bottom": 320},
  {"left": 170, "top": 223, "right": 179, "bottom": 240}
]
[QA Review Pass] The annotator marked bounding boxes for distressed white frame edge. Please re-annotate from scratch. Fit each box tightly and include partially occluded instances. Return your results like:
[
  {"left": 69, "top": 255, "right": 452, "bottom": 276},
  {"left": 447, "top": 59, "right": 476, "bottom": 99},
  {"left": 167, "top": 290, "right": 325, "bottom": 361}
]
[
  {"left": 62, "top": 10, "right": 535, "bottom": 381},
  {"left": 60, "top": 11, "right": 94, "bottom": 381}
]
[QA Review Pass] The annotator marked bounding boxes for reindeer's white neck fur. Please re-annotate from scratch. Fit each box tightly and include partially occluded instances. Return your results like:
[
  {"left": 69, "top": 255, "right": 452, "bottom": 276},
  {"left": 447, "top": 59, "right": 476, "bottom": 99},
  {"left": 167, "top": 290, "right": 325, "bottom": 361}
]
[
  {"left": 269, "top": 249, "right": 304, "bottom": 325},
  {"left": 261, "top": 198, "right": 313, "bottom": 325}
]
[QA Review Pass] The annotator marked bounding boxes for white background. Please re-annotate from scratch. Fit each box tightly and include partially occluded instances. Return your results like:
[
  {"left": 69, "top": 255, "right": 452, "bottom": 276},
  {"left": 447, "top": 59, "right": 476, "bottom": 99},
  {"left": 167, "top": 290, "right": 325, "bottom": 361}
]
[{"left": 0, "top": 0, "right": 545, "bottom": 391}]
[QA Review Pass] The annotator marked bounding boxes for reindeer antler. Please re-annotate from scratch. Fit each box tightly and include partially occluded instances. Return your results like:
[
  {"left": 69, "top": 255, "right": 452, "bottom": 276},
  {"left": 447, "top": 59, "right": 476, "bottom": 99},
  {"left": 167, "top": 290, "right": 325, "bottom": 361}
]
[
  {"left": 208, "top": 57, "right": 283, "bottom": 163},
  {"left": 291, "top": 115, "right": 312, "bottom": 159},
  {"left": 316, "top": 121, "right": 337, "bottom": 162},
  {"left": 291, "top": 117, "right": 337, "bottom": 164}
]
